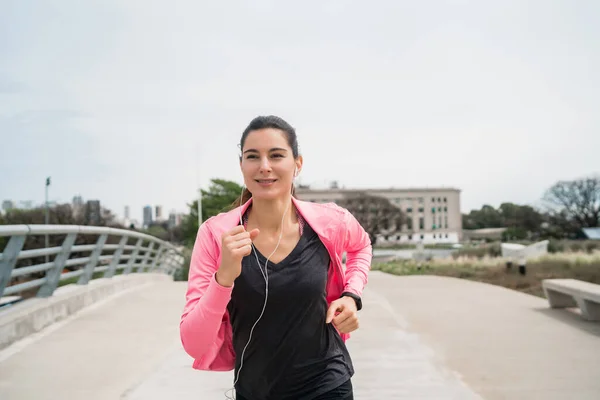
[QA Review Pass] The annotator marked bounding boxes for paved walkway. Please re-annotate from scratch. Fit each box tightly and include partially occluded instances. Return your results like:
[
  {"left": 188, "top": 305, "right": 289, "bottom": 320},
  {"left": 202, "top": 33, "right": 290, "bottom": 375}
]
[
  {"left": 366, "top": 272, "right": 600, "bottom": 399},
  {"left": 124, "top": 280, "right": 479, "bottom": 399},
  {"left": 0, "top": 280, "right": 185, "bottom": 400},
  {"left": 1, "top": 271, "right": 599, "bottom": 399}
]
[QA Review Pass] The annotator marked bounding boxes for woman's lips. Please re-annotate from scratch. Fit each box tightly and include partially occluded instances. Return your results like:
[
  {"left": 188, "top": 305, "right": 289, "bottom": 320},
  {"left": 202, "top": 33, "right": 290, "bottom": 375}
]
[{"left": 255, "top": 179, "right": 277, "bottom": 187}]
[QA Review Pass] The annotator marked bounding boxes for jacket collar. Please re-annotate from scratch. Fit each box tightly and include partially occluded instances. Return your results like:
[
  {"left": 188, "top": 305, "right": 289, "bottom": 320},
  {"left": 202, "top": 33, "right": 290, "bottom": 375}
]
[{"left": 222, "top": 197, "right": 338, "bottom": 244}]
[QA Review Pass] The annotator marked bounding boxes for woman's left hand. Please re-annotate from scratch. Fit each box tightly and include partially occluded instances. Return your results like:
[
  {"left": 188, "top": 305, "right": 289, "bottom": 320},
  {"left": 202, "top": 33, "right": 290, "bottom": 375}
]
[{"left": 326, "top": 296, "right": 359, "bottom": 334}]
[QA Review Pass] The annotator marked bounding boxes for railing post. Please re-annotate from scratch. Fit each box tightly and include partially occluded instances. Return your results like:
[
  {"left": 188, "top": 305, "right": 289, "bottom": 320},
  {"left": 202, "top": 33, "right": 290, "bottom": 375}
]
[
  {"left": 168, "top": 256, "right": 176, "bottom": 276},
  {"left": 37, "top": 233, "right": 77, "bottom": 297},
  {"left": 163, "top": 252, "right": 178, "bottom": 276},
  {"left": 104, "top": 236, "right": 128, "bottom": 278},
  {"left": 0, "top": 235, "right": 27, "bottom": 298},
  {"left": 170, "top": 253, "right": 180, "bottom": 276},
  {"left": 158, "top": 250, "right": 171, "bottom": 274},
  {"left": 136, "top": 242, "right": 155, "bottom": 273},
  {"left": 148, "top": 244, "right": 165, "bottom": 272},
  {"left": 124, "top": 238, "right": 143, "bottom": 274},
  {"left": 78, "top": 234, "right": 107, "bottom": 285},
  {"left": 162, "top": 255, "right": 170, "bottom": 275}
]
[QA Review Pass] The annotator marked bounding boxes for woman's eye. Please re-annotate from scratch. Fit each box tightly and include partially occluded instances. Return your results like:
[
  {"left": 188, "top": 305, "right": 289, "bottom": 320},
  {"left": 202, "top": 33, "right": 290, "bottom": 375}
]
[
  {"left": 271, "top": 153, "right": 284, "bottom": 158},
  {"left": 246, "top": 155, "right": 258, "bottom": 159}
]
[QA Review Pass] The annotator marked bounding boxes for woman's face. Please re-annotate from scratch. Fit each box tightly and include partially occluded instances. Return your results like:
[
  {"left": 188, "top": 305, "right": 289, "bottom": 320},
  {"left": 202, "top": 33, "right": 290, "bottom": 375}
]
[{"left": 240, "top": 128, "right": 302, "bottom": 201}]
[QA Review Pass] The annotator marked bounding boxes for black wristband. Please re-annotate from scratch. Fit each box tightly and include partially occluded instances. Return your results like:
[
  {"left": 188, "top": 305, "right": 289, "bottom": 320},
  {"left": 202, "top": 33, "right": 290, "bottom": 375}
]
[{"left": 341, "top": 292, "right": 362, "bottom": 311}]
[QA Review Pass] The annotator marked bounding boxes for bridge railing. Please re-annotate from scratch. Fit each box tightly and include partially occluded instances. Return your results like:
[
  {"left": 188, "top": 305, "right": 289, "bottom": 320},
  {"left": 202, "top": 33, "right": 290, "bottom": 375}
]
[{"left": 0, "top": 224, "right": 184, "bottom": 300}]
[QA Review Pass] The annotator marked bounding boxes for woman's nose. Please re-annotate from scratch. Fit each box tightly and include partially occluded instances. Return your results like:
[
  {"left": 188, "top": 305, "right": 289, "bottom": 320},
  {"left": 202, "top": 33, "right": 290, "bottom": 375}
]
[{"left": 259, "top": 156, "right": 272, "bottom": 172}]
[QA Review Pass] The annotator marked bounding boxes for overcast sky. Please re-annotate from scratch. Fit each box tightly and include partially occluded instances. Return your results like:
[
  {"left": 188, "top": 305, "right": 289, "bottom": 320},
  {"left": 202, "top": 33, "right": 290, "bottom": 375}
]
[{"left": 1, "top": 0, "right": 598, "bottom": 222}]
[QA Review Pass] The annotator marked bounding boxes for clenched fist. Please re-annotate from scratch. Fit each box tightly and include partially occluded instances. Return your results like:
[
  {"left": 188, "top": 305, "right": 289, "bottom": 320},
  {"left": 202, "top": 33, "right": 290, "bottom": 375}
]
[
  {"left": 326, "top": 296, "right": 359, "bottom": 334},
  {"left": 215, "top": 225, "right": 260, "bottom": 287}
]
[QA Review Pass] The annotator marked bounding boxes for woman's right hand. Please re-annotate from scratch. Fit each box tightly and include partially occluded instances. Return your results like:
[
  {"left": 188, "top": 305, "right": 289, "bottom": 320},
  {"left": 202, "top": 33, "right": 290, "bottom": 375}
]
[{"left": 215, "top": 225, "right": 260, "bottom": 287}]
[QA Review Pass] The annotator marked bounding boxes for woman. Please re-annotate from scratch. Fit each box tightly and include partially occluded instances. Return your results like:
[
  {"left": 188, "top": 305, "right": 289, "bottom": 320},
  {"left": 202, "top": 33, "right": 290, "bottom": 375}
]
[{"left": 180, "top": 115, "right": 372, "bottom": 400}]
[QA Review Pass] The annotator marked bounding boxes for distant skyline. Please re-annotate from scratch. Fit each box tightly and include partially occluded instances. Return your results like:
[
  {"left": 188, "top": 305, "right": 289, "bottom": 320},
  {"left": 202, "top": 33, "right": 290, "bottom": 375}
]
[
  {"left": 0, "top": 194, "right": 175, "bottom": 223},
  {"left": 1, "top": 0, "right": 598, "bottom": 222}
]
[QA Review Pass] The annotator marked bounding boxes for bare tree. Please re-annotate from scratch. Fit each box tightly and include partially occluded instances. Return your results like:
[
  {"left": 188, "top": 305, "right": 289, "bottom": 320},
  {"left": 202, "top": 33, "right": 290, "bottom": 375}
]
[
  {"left": 543, "top": 176, "right": 600, "bottom": 228},
  {"left": 336, "top": 192, "right": 405, "bottom": 245}
]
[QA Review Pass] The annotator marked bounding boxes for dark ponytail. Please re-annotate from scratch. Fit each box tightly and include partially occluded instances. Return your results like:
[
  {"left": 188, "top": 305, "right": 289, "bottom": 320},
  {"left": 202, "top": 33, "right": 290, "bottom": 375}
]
[{"left": 230, "top": 187, "right": 253, "bottom": 209}]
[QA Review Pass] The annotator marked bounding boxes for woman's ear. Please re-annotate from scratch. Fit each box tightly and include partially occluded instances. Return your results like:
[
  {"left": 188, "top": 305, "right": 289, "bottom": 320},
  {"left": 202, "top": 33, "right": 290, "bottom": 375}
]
[{"left": 295, "top": 156, "right": 303, "bottom": 177}]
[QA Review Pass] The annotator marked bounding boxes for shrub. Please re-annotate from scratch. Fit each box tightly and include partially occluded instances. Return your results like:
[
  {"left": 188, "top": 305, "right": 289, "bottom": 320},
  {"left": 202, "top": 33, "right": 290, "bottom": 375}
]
[
  {"left": 173, "top": 247, "right": 192, "bottom": 281},
  {"left": 453, "top": 242, "right": 501, "bottom": 259}
]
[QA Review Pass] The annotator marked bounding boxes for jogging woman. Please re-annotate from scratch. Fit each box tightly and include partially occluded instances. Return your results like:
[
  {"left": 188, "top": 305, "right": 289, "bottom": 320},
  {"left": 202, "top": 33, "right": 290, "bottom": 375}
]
[{"left": 180, "top": 115, "right": 372, "bottom": 399}]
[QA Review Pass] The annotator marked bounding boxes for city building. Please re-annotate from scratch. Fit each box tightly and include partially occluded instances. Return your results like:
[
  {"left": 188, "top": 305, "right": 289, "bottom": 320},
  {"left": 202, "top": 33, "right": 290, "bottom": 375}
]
[
  {"left": 155, "top": 205, "right": 163, "bottom": 221},
  {"left": 143, "top": 206, "right": 153, "bottom": 228},
  {"left": 85, "top": 200, "right": 101, "bottom": 225},
  {"left": 72, "top": 196, "right": 84, "bottom": 207},
  {"left": 462, "top": 227, "right": 507, "bottom": 242},
  {"left": 117, "top": 205, "right": 136, "bottom": 228},
  {"left": 582, "top": 228, "right": 600, "bottom": 240},
  {"left": 19, "top": 200, "right": 34, "bottom": 210},
  {"left": 72, "top": 195, "right": 85, "bottom": 218},
  {"left": 168, "top": 210, "right": 185, "bottom": 229},
  {"left": 295, "top": 187, "right": 462, "bottom": 244},
  {"left": 2, "top": 200, "right": 15, "bottom": 212}
]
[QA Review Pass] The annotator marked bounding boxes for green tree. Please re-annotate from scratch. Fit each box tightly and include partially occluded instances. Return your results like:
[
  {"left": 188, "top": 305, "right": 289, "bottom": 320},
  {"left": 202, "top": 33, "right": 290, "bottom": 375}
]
[
  {"left": 501, "top": 227, "right": 528, "bottom": 241},
  {"left": 146, "top": 225, "right": 169, "bottom": 241},
  {"left": 181, "top": 179, "right": 244, "bottom": 245},
  {"left": 462, "top": 205, "right": 503, "bottom": 229},
  {"left": 0, "top": 203, "right": 124, "bottom": 275},
  {"left": 463, "top": 202, "right": 545, "bottom": 239},
  {"left": 498, "top": 202, "right": 544, "bottom": 232},
  {"left": 0, "top": 203, "right": 119, "bottom": 227}
]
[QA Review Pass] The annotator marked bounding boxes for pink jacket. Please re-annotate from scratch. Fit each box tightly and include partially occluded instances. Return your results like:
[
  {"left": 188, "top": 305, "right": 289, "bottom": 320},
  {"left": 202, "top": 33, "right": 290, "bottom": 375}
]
[{"left": 180, "top": 197, "right": 372, "bottom": 371}]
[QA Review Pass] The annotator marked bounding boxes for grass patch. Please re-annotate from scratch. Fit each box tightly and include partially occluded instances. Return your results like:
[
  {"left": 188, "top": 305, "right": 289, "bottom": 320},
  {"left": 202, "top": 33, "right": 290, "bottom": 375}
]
[
  {"left": 372, "top": 252, "right": 600, "bottom": 298},
  {"left": 173, "top": 246, "right": 192, "bottom": 282},
  {"left": 452, "top": 240, "right": 600, "bottom": 259},
  {"left": 375, "top": 243, "right": 457, "bottom": 250}
]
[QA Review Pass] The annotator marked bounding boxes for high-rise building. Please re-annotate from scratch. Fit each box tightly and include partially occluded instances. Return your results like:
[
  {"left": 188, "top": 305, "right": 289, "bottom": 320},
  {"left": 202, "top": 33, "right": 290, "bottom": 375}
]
[
  {"left": 124, "top": 206, "right": 130, "bottom": 219},
  {"left": 143, "top": 206, "right": 153, "bottom": 227},
  {"left": 85, "top": 200, "right": 101, "bottom": 225},
  {"left": 155, "top": 205, "right": 163, "bottom": 221},
  {"left": 72, "top": 196, "right": 84, "bottom": 207},
  {"left": 72, "top": 195, "right": 85, "bottom": 218},
  {"left": 168, "top": 211, "right": 177, "bottom": 229},
  {"left": 168, "top": 210, "right": 185, "bottom": 229}
]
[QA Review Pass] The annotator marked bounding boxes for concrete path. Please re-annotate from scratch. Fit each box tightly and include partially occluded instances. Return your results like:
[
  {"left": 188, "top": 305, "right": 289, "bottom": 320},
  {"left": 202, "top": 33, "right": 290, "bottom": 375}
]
[
  {"left": 124, "top": 281, "right": 479, "bottom": 399},
  {"left": 367, "top": 272, "right": 600, "bottom": 400},
  {"left": 0, "top": 279, "right": 186, "bottom": 400},
  {"left": 1, "top": 271, "right": 599, "bottom": 399}
]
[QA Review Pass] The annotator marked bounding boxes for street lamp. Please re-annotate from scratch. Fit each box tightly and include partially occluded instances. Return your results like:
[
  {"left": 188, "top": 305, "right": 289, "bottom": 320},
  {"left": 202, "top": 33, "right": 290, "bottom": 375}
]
[{"left": 45, "top": 177, "right": 51, "bottom": 263}]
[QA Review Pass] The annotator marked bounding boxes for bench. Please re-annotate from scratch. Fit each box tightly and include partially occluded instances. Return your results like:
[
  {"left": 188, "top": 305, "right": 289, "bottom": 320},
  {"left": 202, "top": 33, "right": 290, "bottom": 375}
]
[{"left": 542, "top": 279, "right": 600, "bottom": 321}]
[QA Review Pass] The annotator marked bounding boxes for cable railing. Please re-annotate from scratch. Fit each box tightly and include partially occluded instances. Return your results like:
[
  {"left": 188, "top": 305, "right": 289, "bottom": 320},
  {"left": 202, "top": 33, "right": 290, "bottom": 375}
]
[{"left": 0, "top": 224, "right": 184, "bottom": 300}]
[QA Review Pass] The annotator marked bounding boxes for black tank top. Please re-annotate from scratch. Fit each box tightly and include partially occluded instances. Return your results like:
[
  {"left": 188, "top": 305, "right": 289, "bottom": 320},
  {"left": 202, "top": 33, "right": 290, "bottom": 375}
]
[{"left": 227, "top": 212, "right": 354, "bottom": 400}]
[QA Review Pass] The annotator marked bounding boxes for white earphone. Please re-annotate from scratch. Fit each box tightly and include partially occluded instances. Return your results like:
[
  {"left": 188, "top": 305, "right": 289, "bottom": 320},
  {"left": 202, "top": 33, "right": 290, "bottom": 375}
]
[{"left": 225, "top": 183, "right": 291, "bottom": 400}]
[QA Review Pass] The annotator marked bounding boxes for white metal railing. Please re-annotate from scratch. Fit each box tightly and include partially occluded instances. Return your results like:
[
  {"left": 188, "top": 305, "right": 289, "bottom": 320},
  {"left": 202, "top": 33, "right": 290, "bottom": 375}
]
[{"left": 0, "top": 224, "right": 184, "bottom": 300}]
